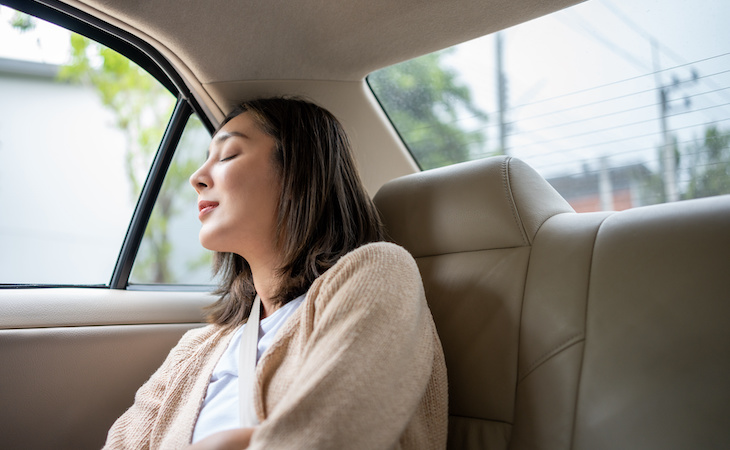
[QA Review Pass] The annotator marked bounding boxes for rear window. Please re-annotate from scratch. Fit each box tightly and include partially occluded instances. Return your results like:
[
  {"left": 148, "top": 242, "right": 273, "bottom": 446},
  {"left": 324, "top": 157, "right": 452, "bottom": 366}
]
[{"left": 368, "top": 0, "right": 730, "bottom": 212}]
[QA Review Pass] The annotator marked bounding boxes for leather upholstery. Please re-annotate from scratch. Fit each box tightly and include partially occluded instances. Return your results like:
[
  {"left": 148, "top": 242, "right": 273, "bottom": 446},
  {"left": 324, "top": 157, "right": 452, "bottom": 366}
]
[
  {"left": 375, "top": 156, "right": 572, "bottom": 256},
  {"left": 375, "top": 156, "right": 573, "bottom": 449},
  {"left": 374, "top": 155, "right": 730, "bottom": 449}
]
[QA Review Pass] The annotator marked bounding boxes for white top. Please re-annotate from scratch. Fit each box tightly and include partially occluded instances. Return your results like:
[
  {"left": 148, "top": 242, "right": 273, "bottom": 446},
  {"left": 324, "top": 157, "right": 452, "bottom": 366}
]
[{"left": 191, "top": 294, "right": 305, "bottom": 443}]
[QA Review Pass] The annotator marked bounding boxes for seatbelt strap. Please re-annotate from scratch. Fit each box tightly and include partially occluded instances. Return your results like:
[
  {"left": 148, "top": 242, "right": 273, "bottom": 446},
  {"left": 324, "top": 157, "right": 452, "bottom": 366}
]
[{"left": 238, "top": 294, "right": 261, "bottom": 427}]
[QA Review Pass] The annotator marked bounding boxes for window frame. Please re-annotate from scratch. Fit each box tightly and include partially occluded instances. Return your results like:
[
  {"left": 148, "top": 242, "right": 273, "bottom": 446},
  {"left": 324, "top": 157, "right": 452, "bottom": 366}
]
[{"left": 0, "top": 0, "right": 215, "bottom": 290}]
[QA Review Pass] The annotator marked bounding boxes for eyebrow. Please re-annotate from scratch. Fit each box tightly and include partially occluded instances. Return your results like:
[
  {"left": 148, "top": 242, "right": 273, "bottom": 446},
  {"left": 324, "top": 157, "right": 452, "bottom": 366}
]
[
  {"left": 215, "top": 131, "right": 246, "bottom": 142},
  {"left": 207, "top": 131, "right": 247, "bottom": 157}
]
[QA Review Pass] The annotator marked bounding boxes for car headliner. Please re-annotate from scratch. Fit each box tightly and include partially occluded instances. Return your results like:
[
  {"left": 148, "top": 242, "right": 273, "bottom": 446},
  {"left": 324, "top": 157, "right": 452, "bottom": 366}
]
[{"left": 67, "top": 0, "right": 579, "bottom": 82}]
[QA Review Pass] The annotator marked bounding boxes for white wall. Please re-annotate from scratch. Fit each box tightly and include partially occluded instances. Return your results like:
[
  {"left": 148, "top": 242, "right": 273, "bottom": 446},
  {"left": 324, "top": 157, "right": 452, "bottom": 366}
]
[{"left": 0, "top": 65, "right": 133, "bottom": 284}]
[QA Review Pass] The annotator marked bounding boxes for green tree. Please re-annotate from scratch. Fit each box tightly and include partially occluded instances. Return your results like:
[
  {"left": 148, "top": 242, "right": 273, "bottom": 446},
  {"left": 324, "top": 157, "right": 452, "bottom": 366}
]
[
  {"left": 639, "top": 136, "right": 681, "bottom": 205},
  {"left": 368, "top": 50, "right": 489, "bottom": 170},
  {"left": 9, "top": 10, "right": 35, "bottom": 32},
  {"left": 684, "top": 125, "right": 730, "bottom": 199},
  {"left": 640, "top": 126, "right": 730, "bottom": 205}
]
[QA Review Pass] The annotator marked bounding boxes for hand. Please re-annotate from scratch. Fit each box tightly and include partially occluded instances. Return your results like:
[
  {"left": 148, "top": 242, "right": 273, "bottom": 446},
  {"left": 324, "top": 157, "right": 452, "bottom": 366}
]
[{"left": 185, "top": 427, "right": 255, "bottom": 450}]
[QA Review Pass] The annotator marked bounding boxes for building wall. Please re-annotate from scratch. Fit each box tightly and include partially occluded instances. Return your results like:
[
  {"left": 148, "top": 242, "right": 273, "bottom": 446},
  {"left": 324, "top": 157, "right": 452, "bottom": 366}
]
[{"left": 0, "top": 62, "right": 132, "bottom": 284}]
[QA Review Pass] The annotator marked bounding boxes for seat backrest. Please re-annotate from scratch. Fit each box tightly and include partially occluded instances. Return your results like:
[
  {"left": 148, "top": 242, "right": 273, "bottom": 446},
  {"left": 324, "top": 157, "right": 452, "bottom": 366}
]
[
  {"left": 374, "top": 155, "right": 730, "bottom": 449},
  {"left": 511, "top": 194, "right": 730, "bottom": 450},
  {"left": 374, "top": 156, "right": 573, "bottom": 449}
]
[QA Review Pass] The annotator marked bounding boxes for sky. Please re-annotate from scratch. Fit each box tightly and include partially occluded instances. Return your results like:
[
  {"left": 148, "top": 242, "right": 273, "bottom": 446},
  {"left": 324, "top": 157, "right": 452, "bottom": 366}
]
[
  {"left": 441, "top": 0, "right": 730, "bottom": 179},
  {"left": 0, "top": 6, "right": 69, "bottom": 64}
]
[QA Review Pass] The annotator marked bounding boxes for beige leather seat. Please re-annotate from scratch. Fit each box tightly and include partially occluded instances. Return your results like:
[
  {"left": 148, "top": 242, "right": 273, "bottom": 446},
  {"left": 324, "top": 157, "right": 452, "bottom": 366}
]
[{"left": 374, "top": 155, "right": 730, "bottom": 449}]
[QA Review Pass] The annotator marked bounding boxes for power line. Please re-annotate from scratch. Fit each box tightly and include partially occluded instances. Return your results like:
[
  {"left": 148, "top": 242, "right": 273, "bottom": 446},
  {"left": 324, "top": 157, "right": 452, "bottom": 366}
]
[
  {"left": 600, "top": 0, "right": 688, "bottom": 68},
  {"left": 508, "top": 52, "right": 730, "bottom": 112},
  {"left": 599, "top": 0, "right": 730, "bottom": 106},
  {"left": 395, "top": 58, "right": 730, "bottom": 142},
  {"left": 503, "top": 100, "right": 730, "bottom": 150},
  {"left": 508, "top": 69, "right": 730, "bottom": 126},
  {"left": 528, "top": 133, "right": 723, "bottom": 174},
  {"left": 507, "top": 116, "right": 730, "bottom": 157},
  {"left": 557, "top": 7, "right": 651, "bottom": 72},
  {"left": 503, "top": 85, "right": 730, "bottom": 137},
  {"left": 396, "top": 56, "right": 730, "bottom": 145}
]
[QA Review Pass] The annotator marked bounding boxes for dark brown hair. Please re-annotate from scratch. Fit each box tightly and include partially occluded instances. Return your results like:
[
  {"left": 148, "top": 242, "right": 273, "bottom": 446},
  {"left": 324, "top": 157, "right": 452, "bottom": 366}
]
[{"left": 206, "top": 97, "right": 384, "bottom": 327}]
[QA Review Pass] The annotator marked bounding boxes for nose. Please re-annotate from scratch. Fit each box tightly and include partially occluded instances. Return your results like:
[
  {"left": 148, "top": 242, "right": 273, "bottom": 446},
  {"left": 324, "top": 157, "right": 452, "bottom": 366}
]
[{"left": 189, "top": 162, "right": 211, "bottom": 193}]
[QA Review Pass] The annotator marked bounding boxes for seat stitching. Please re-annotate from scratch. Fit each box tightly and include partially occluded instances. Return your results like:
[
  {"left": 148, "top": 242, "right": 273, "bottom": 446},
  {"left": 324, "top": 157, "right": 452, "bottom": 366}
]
[
  {"left": 501, "top": 157, "right": 529, "bottom": 246},
  {"left": 518, "top": 332, "right": 585, "bottom": 382},
  {"left": 569, "top": 212, "right": 610, "bottom": 450},
  {"left": 448, "top": 414, "right": 513, "bottom": 425}
]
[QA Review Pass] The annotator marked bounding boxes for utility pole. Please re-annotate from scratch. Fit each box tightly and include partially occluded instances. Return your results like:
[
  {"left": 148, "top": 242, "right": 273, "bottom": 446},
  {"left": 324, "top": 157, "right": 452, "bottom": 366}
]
[
  {"left": 652, "top": 40, "right": 679, "bottom": 202},
  {"left": 652, "top": 40, "right": 696, "bottom": 202},
  {"left": 657, "top": 86, "right": 678, "bottom": 202},
  {"left": 495, "top": 32, "right": 508, "bottom": 155},
  {"left": 598, "top": 155, "right": 614, "bottom": 211}
]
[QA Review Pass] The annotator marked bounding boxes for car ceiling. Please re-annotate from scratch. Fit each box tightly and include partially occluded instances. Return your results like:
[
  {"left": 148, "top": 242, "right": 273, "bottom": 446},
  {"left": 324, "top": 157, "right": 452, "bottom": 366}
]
[{"left": 66, "top": 0, "right": 582, "bottom": 84}]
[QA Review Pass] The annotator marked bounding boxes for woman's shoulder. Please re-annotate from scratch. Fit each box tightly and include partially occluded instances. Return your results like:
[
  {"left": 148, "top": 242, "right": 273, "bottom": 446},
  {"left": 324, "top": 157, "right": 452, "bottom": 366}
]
[
  {"left": 325, "top": 242, "right": 420, "bottom": 285},
  {"left": 309, "top": 242, "right": 424, "bottom": 312},
  {"left": 335, "top": 241, "right": 417, "bottom": 270}
]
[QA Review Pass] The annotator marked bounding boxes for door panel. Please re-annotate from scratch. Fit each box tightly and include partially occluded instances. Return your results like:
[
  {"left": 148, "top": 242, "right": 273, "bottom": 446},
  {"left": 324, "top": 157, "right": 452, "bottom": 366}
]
[{"left": 0, "top": 289, "right": 210, "bottom": 449}]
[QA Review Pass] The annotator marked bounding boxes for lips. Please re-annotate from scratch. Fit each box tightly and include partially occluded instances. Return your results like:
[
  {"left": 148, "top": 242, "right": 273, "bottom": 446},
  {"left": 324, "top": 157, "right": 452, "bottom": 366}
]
[{"left": 198, "top": 200, "right": 219, "bottom": 219}]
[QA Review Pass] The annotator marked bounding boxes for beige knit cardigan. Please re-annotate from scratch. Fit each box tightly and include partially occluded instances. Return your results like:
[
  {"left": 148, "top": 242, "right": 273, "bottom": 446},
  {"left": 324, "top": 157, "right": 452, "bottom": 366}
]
[{"left": 103, "top": 242, "right": 448, "bottom": 449}]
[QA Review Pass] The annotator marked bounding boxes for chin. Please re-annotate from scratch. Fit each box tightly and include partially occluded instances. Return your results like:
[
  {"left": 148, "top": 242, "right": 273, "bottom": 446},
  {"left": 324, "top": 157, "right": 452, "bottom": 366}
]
[{"left": 198, "top": 230, "right": 226, "bottom": 253}]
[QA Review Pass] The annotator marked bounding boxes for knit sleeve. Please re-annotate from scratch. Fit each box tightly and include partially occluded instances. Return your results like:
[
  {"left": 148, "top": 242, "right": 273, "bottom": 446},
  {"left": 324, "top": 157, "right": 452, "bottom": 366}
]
[
  {"left": 102, "top": 325, "right": 214, "bottom": 450},
  {"left": 249, "top": 242, "right": 447, "bottom": 449}
]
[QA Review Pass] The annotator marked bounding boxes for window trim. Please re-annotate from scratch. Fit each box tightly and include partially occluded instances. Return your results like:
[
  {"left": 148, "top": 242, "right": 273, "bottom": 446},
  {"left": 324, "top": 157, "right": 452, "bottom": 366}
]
[{"left": 110, "top": 99, "right": 193, "bottom": 289}]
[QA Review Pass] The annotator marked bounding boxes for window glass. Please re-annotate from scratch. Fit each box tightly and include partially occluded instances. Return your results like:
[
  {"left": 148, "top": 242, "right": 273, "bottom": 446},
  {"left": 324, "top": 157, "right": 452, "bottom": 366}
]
[
  {"left": 0, "top": 6, "right": 175, "bottom": 284},
  {"left": 368, "top": 0, "right": 730, "bottom": 211},
  {"left": 130, "top": 114, "right": 214, "bottom": 285}
]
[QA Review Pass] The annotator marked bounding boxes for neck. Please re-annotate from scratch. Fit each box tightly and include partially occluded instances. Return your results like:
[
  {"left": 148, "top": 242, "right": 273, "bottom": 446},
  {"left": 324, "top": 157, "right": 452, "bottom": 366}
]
[{"left": 249, "top": 262, "right": 281, "bottom": 319}]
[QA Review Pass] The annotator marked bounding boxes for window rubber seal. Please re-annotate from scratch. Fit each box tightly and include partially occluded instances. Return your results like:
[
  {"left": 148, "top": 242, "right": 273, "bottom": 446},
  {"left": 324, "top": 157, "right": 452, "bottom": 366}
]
[{"left": 110, "top": 99, "right": 193, "bottom": 289}]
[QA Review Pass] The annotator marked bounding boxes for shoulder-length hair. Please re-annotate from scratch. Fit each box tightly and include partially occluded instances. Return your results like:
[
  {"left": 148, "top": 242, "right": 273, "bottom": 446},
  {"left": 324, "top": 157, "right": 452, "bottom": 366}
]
[{"left": 205, "top": 97, "right": 384, "bottom": 327}]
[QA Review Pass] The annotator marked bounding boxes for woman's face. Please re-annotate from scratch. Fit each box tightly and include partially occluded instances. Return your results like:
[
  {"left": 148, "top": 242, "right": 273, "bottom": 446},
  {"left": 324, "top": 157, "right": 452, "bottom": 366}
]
[{"left": 189, "top": 112, "right": 282, "bottom": 260}]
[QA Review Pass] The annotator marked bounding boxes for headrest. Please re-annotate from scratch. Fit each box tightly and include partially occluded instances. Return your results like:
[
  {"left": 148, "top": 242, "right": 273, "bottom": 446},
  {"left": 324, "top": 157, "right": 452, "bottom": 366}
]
[{"left": 374, "top": 156, "right": 573, "bottom": 257}]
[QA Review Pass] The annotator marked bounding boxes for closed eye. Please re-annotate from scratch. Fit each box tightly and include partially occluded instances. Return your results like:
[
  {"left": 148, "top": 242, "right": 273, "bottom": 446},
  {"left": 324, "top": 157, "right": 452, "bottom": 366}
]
[{"left": 220, "top": 154, "right": 237, "bottom": 162}]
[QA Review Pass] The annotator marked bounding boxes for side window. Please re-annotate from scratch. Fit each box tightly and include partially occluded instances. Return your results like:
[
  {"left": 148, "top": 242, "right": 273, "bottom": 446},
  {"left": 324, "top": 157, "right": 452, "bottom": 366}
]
[{"left": 0, "top": 5, "right": 207, "bottom": 286}]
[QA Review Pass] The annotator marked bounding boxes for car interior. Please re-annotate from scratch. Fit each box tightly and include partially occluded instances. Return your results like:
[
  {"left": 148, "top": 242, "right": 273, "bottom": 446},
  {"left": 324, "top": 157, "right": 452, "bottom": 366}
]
[{"left": 1, "top": 0, "right": 728, "bottom": 449}]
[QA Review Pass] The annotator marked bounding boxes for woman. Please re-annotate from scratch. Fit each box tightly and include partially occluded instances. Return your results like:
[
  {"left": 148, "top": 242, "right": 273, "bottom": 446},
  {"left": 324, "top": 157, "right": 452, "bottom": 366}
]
[{"left": 104, "top": 97, "right": 447, "bottom": 449}]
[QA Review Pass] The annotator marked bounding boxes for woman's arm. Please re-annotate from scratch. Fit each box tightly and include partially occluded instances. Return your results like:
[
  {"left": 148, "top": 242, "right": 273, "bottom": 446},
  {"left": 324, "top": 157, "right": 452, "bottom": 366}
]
[{"left": 185, "top": 427, "right": 255, "bottom": 450}]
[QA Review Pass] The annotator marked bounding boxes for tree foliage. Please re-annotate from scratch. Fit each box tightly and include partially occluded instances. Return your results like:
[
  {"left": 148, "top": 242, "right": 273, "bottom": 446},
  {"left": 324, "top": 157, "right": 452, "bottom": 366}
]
[
  {"left": 684, "top": 125, "right": 730, "bottom": 199},
  {"left": 9, "top": 11, "right": 35, "bottom": 32},
  {"left": 368, "top": 50, "right": 489, "bottom": 170},
  {"left": 640, "top": 125, "right": 730, "bottom": 204}
]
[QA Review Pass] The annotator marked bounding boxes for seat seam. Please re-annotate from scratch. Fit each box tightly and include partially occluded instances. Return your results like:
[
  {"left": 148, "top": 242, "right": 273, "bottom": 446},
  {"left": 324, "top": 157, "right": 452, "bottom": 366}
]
[
  {"left": 449, "top": 414, "right": 513, "bottom": 425},
  {"left": 410, "top": 244, "right": 530, "bottom": 259},
  {"left": 502, "top": 157, "right": 530, "bottom": 246},
  {"left": 568, "top": 212, "right": 610, "bottom": 450},
  {"left": 518, "top": 333, "right": 585, "bottom": 382}
]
